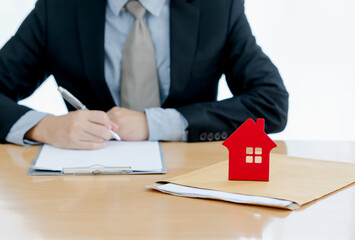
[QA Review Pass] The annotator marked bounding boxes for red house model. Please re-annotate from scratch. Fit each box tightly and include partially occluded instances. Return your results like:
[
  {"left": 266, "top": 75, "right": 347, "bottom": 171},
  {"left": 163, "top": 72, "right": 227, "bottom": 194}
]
[{"left": 222, "top": 119, "right": 277, "bottom": 181}]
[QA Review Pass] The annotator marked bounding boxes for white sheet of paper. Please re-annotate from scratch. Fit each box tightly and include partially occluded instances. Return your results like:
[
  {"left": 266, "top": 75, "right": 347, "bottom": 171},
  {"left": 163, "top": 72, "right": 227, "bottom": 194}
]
[
  {"left": 157, "top": 183, "right": 294, "bottom": 208},
  {"left": 34, "top": 141, "right": 163, "bottom": 172}
]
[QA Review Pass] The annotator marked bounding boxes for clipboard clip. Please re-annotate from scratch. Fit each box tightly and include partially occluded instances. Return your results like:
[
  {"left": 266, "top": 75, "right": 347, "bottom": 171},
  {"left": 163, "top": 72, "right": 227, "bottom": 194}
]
[{"left": 62, "top": 165, "right": 132, "bottom": 175}]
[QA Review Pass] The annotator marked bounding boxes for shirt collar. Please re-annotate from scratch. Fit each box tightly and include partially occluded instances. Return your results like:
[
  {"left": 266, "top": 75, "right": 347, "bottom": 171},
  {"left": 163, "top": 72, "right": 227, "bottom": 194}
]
[{"left": 108, "top": 0, "right": 167, "bottom": 17}]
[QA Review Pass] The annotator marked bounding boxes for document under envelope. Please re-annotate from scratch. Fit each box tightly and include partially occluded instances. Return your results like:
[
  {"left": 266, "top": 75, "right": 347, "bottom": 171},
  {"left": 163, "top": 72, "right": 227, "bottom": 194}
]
[
  {"left": 149, "top": 154, "right": 355, "bottom": 210},
  {"left": 28, "top": 141, "right": 166, "bottom": 175}
]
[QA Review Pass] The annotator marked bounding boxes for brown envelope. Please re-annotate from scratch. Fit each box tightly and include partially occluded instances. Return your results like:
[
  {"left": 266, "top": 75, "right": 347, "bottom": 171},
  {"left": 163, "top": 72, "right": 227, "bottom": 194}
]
[{"left": 155, "top": 153, "right": 355, "bottom": 210}]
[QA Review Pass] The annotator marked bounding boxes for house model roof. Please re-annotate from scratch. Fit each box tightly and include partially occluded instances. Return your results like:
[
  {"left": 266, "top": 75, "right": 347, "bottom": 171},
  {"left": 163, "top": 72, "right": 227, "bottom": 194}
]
[{"left": 223, "top": 119, "right": 276, "bottom": 149}]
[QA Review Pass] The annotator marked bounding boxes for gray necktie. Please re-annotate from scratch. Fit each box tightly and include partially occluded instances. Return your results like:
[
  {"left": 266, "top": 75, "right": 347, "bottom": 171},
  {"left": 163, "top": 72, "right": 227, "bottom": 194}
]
[{"left": 120, "top": 0, "right": 160, "bottom": 112}]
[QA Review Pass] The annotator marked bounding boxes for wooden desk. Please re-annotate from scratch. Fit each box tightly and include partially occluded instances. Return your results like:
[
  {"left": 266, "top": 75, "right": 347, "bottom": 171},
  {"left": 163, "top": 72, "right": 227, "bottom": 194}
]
[{"left": 0, "top": 141, "right": 354, "bottom": 239}]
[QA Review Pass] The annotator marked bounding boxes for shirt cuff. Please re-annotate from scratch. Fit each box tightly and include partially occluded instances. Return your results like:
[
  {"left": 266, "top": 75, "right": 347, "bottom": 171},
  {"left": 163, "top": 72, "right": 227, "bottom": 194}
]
[
  {"left": 145, "top": 108, "right": 188, "bottom": 141},
  {"left": 5, "top": 110, "right": 49, "bottom": 146}
]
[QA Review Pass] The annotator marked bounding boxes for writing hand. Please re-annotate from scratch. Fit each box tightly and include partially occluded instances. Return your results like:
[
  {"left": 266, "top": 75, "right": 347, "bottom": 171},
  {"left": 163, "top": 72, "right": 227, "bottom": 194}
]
[
  {"left": 107, "top": 107, "right": 149, "bottom": 141},
  {"left": 25, "top": 110, "right": 118, "bottom": 150}
]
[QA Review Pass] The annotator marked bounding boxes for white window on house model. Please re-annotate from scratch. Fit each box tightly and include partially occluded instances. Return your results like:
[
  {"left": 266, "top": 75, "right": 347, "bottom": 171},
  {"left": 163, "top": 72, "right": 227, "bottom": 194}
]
[{"left": 246, "top": 147, "right": 262, "bottom": 163}]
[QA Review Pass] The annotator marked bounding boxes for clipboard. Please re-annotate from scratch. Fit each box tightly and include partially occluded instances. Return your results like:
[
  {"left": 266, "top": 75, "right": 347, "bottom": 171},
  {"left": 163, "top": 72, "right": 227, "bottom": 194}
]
[{"left": 28, "top": 141, "right": 167, "bottom": 175}]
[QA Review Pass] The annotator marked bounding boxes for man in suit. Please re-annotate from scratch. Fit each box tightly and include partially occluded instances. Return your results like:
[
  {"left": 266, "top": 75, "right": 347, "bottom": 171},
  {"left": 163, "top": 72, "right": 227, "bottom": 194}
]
[{"left": 0, "top": 0, "right": 288, "bottom": 149}]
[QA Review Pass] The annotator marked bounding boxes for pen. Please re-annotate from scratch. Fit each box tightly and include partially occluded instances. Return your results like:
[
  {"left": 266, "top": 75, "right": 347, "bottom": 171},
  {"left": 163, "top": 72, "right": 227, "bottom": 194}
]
[{"left": 58, "top": 86, "right": 121, "bottom": 141}]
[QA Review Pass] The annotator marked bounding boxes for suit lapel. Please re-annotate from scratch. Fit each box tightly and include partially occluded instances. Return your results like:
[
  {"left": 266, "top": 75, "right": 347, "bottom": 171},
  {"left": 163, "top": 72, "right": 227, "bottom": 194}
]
[
  {"left": 76, "top": 0, "right": 115, "bottom": 110},
  {"left": 167, "top": 0, "right": 200, "bottom": 105}
]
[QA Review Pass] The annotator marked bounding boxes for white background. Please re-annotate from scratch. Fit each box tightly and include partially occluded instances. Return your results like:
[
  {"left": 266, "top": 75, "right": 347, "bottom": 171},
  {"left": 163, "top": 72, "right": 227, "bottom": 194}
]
[{"left": 1, "top": 0, "right": 354, "bottom": 140}]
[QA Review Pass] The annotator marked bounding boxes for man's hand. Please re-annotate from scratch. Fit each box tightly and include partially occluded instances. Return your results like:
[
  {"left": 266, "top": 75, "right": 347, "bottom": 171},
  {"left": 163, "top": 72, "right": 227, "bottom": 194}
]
[
  {"left": 107, "top": 107, "right": 149, "bottom": 141},
  {"left": 25, "top": 110, "right": 118, "bottom": 150}
]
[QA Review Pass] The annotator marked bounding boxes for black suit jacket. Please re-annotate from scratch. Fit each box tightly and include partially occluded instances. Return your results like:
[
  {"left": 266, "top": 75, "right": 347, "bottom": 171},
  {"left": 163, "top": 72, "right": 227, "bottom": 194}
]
[{"left": 0, "top": 0, "right": 288, "bottom": 142}]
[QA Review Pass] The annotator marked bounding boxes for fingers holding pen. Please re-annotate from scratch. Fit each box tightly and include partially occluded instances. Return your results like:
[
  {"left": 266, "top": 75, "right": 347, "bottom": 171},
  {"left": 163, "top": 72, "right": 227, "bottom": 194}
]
[
  {"left": 28, "top": 85, "right": 121, "bottom": 149},
  {"left": 85, "top": 110, "right": 119, "bottom": 140},
  {"left": 25, "top": 110, "right": 117, "bottom": 150},
  {"left": 73, "top": 110, "right": 114, "bottom": 142},
  {"left": 57, "top": 86, "right": 120, "bottom": 144}
]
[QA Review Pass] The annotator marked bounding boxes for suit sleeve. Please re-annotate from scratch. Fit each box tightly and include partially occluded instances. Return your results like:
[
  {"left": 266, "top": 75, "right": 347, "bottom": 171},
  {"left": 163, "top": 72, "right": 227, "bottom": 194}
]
[
  {"left": 0, "top": 0, "right": 48, "bottom": 142},
  {"left": 177, "top": 0, "right": 289, "bottom": 142}
]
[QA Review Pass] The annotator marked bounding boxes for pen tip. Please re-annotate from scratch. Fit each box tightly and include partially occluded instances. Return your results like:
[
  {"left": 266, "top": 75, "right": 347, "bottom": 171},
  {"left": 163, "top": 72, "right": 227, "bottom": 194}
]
[{"left": 58, "top": 86, "right": 63, "bottom": 93}]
